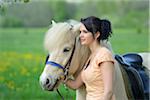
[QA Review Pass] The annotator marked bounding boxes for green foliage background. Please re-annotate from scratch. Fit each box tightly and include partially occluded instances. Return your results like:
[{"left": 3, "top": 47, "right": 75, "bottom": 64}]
[{"left": 0, "top": 0, "right": 149, "bottom": 29}]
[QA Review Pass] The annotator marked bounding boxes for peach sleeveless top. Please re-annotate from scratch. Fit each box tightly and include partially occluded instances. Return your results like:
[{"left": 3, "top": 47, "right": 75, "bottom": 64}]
[{"left": 81, "top": 47, "right": 115, "bottom": 100}]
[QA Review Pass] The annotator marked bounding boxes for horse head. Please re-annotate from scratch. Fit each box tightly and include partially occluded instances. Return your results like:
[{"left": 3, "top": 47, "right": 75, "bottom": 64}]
[{"left": 39, "top": 20, "right": 90, "bottom": 91}]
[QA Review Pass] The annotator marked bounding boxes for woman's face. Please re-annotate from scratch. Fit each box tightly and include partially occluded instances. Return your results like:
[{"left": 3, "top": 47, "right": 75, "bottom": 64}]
[{"left": 79, "top": 23, "right": 95, "bottom": 46}]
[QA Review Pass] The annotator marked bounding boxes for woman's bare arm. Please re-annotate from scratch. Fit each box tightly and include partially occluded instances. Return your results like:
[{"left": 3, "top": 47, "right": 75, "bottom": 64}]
[
  {"left": 64, "top": 72, "right": 84, "bottom": 90},
  {"left": 100, "top": 61, "right": 115, "bottom": 100}
]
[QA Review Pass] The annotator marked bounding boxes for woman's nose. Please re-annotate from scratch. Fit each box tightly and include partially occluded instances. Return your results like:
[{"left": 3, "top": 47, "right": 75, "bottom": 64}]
[
  {"left": 79, "top": 36, "right": 83, "bottom": 41},
  {"left": 79, "top": 32, "right": 83, "bottom": 38}
]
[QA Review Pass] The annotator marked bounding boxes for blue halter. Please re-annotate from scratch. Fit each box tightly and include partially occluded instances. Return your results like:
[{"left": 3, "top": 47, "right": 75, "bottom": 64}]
[{"left": 46, "top": 61, "right": 64, "bottom": 71}]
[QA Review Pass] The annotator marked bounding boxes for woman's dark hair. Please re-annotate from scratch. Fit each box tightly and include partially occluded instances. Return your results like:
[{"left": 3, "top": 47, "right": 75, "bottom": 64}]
[{"left": 80, "top": 16, "right": 112, "bottom": 41}]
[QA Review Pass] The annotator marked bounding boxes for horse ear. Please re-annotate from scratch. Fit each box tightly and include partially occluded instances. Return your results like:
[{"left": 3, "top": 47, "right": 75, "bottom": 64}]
[
  {"left": 51, "top": 20, "right": 56, "bottom": 26},
  {"left": 71, "top": 23, "right": 81, "bottom": 35}
]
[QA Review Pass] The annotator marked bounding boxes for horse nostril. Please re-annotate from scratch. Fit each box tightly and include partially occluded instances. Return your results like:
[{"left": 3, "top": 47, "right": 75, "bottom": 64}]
[{"left": 46, "top": 78, "right": 49, "bottom": 85}]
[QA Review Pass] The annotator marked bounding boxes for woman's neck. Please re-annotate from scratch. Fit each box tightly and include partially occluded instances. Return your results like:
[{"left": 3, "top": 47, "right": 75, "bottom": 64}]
[{"left": 89, "top": 40, "right": 101, "bottom": 54}]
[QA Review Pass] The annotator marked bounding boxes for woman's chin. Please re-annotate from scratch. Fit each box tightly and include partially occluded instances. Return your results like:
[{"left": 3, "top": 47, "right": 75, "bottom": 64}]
[
  {"left": 81, "top": 42, "right": 85, "bottom": 45},
  {"left": 81, "top": 43, "right": 87, "bottom": 46}
]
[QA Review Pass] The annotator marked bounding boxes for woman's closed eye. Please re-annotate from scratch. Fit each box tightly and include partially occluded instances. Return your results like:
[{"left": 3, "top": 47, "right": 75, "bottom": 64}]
[
  {"left": 83, "top": 30, "right": 88, "bottom": 33},
  {"left": 80, "top": 30, "right": 88, "bottom": 34}
]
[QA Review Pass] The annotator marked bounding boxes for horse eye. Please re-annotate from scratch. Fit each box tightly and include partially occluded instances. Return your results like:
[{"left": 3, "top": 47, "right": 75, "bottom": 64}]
[{"left": 63, "top": 47, "right": 71, "bottom": 52}]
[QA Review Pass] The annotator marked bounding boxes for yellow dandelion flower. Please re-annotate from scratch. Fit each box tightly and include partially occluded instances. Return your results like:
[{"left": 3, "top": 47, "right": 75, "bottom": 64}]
[
  {"left": 0, "top": 62, "right": 9, "bottom": 72},
  {"left": 20, "top": 67, "right": 30, "bottom": 76},
  {"left": 23, "top": 53, "right": 33, "bottom": 60},
  {"left": 0, "top": 76, "right": 5, "bottom": 82},
  {"left": 7, "top": 81, "right": 15, "bottom": 90},
  {"left": 21, "top": 67, "right": 28, "bottom": 76}
]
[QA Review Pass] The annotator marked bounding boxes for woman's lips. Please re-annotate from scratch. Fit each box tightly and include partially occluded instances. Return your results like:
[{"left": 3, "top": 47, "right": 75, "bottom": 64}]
[{"left": 80, "top": 38, "right": 85, "bottom": 42}]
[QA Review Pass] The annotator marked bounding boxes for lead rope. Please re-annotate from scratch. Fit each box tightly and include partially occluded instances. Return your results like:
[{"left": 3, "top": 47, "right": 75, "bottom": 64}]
[
  {"left": 57, "top": 89, "right": 64, "bottom": 100},
  {"left": 63, "top": 75, "right": 74, "bottom": 100},
  {"left": 56, "top": 86, "right": 73, "bottom": 100},
  {"left": 64, "top": 85, "right": 69, "bottom": 100},
  {"left": 64, "top": 85, "right": 74, "bottom": 100}
]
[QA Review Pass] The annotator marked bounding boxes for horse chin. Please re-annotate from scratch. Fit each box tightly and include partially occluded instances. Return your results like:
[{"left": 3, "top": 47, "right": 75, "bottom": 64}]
[{"left": 47, "top": 79, "right": 60, "bottom": 91}]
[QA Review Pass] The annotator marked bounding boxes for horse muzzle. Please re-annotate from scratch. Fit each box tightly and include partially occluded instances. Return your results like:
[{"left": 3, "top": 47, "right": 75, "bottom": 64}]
[{"left": 39, "top": 73, "right": 59, "bottom": 91}]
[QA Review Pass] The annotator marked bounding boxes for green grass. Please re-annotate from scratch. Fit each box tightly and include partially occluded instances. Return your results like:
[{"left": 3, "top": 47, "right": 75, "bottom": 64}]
[
  {"left": 0, "top": 28, "right": 149, "bottom": 100},
  {"left": 110, "top": 28, "right": 149, "bottom": 54},
  {"left": 0, "top": 28, "right": 46, "bottom": 53}
]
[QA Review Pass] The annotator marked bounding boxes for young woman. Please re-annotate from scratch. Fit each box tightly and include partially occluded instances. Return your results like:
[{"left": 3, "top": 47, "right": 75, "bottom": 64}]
[{"left": 64, "top": 16, "right": 115, "bottom": 100}]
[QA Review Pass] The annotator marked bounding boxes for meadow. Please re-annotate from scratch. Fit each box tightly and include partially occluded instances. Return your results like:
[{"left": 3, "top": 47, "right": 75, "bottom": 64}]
[{"left": 0, "top": 28, "right": 149, "bottom": 100}]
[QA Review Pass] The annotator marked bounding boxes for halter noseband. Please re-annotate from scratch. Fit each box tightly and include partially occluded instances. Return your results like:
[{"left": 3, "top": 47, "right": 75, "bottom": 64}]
[{"left": 46, "top": 61, "right": 65, "bottom": 71}]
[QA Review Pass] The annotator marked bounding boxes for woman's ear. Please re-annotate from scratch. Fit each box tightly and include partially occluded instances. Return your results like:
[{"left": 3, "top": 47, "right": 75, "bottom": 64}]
[{"left": 95, "top": 32, "right": 100, "bottom": 39}]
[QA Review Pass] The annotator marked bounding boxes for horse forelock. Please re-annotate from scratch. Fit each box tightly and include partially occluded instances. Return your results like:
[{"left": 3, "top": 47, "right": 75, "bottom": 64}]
[{"left": 44, "top": 22, "right": 75, "bottom": 52}]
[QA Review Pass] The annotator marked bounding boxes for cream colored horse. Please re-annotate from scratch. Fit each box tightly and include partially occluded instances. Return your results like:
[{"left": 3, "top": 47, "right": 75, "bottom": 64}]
[{"left": 39, "top": 20, "right": 150, "bottom": 100}]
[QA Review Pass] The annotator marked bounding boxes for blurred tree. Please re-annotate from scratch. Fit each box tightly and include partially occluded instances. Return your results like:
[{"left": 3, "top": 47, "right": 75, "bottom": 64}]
[
  {"left": 0, "top": 0, "right": 29, "bottom": 9},
  {"left": 50, "top": 1, "right": 74, "bottom": 21},
  {"left": 1, "top": 15, "right": 23, "bottom": 27},
  {"left": 0, "top": 0, "right": 148, "bottom": 29}
]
